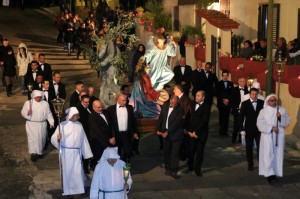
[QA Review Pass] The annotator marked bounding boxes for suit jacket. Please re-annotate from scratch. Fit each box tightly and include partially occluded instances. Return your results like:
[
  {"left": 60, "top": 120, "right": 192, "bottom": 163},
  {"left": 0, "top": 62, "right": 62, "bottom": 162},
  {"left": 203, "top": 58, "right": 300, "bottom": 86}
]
[
  {"left": 24, "top": 69, "right": 42, "bottom": 88},
  {"left": 70, "top": 91, "right": 80, "bottom": 107},
  {"left": 88, "top": 110, "right": 114, "bottom": 148},
  {"left": 43, "top": 89, "right": 56, "bottom": 118},
  {"left": 107, "top": 104, "right": 138, "bottom": 141},
  {"left": 186, "top": 101, "right": 211, "bottom": 140},
  {"left": 49, "top": 81, "right": 66, "bottom": 99},
  {"left": 215, "top": 80, "right": 234, "bottom": 108},
  {"left": 191, "top": 69, "right": 205, "bottom": 96},
  {"left": 33, "top": 82, "right": 42, "bottom": 90},
  {"left": 230, "top": 86, "right": 249, "bottom": 115},
  {"left": 76, "top": 103, "right": 92, "bottom": 138},
  {"left": 201, "top": 71, "right": 218, "bottom": 103},
  {"left": 38, "top": 63, "right": 52, "bottom": 81},
  {"left": 239, "top": 99, "right": 264, "bottom": 136},
  {"left": 156, "top": 102, "right": 184, "bottom": 141},
  {"left": 173, "top": 65, "right": 193, "bottom": 91}
]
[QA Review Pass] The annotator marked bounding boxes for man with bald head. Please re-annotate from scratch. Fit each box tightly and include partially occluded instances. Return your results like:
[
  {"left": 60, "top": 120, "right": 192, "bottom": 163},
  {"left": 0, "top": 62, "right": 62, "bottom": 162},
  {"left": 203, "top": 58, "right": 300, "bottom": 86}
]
[
  {"left": 107, "top": 94, "right": 138, "bottom": 162},
  {"left": 88, "top": 100, "right": 116, "bottom": 170}
]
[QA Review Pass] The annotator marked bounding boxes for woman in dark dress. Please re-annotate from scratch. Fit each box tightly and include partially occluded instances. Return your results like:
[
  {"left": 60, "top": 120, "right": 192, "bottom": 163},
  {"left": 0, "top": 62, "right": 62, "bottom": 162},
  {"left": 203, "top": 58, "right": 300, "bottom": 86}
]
[
  {"left": 129, "top": 44, "right": 145, "bottom": 83},
  {"left": 3, "top": 49, "right": 16, "bottom": 97}
]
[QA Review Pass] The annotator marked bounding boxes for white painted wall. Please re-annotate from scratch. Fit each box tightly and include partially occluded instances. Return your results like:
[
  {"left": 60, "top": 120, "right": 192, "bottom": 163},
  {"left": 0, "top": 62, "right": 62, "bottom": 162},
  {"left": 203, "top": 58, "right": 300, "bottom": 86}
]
[{"left": 178, "top": 5, "right": 197, "bottom": 31}]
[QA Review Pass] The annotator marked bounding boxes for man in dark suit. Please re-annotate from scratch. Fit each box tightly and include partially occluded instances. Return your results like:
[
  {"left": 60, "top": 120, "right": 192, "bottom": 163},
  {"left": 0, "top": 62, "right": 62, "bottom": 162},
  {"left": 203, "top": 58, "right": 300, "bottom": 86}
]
[
  {"left": 173, "top": 84, "right": 191, "bottom": 161},
  {"left": 49, "top": 71, "right": 66, "bottom": 99},
  {"left": 156, "top": 95, "right": 184, "bottom": 179},
  {"left": 76, "top": 94, "right": 92, "bottom": 174},
  {"left": 88, "top": 100, "right": 116, "bottom": 170},
  {"left": 215, "top": 70, "right": 233, "bottom": 137},
  {"left": 25, "top": 61, "right": 42, "bottom": 90},
  {"left": 201, "top": 62, "right": 218, "bottom": 107},
  {"left": 38, "top": 53, "right": 52, "bottom": 81},
  {"left": 32, "top": 73, "right": 44, "bottom": 91},
  {"left": 173, "top": 57, "right": 193, "bottom": 95},
  {"left": 88, "top": 86, "right": 98, "bottom": 110},
  {"left": 41, "top": 79, "right": 56, "bottom": 150},
  {"left": 239, "top": 88, "right": 264, "bottom": 171},
  {"left": 107, "top": 94, "right": 139, "bottom": 162},
  {"left": 186, "top": 91, "right": 211, "bottom": 176},
  {"left": 70, "top": 80, "right": 85, "bottom": 107},
  {"left": 230, "top": 77, "right": 249, "bottom": 144},
  {"left": 191, "top": 60, "right": 205, "bottom": 97}
]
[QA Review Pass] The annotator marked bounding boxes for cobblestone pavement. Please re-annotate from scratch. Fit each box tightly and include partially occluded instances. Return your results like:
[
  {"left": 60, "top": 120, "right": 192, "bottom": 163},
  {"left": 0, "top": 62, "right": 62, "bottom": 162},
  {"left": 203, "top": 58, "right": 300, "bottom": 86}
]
[{"left": 0, "top": 7, "right": 300, "bottom": 199}]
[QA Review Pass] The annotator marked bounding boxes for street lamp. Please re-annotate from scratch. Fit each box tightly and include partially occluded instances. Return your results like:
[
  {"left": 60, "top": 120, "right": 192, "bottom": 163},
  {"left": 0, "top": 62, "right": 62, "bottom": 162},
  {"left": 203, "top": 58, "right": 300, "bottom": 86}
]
[
  {"left": 123, "top": 162, "right": 131, "bottom": 199},
  {"left": 51, "top": 96, "right": 65, "bottom": 191},
  {"left": 274, "top": 55, "right": 286, "bottom": 147}
]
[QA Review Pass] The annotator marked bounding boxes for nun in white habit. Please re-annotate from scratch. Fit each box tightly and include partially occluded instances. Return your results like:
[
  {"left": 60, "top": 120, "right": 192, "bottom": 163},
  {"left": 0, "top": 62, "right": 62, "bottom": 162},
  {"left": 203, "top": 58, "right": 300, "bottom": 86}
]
[
  {"left": 256, "top": 94, "right": 290, "bottom": 185},
  {"left": 21, "top": 90, "right": 54, "bottom": 161},
  {"left": 90, "top": 147, "right": 133, "bottom": 199},
  {"left": 51, "top": 107, "right": 93, "bottom": 196}
]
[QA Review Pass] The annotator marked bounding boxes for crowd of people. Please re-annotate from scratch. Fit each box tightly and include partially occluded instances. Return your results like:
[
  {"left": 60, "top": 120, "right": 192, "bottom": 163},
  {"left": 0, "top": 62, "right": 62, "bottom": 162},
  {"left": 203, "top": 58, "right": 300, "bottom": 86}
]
[
  {"left": 0, "top": 3, "right": 295, "bottom": 199},
  {"left": 240, "top": 37, "right": 300, "bottom": 65}
]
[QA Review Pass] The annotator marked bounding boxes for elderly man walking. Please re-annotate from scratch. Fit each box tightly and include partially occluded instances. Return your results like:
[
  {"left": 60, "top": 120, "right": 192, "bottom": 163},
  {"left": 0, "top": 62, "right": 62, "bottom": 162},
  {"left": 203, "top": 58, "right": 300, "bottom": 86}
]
[{"left": 21, "top": 90, "right": 54, "bottom": 162}]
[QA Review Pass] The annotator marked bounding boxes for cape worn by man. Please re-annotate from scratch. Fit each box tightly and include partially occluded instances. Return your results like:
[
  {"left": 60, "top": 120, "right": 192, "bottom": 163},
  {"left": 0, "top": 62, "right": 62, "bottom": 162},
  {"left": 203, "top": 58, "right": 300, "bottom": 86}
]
[
  {"left": 21, "top": 90, "right": 54, "bottom": 161},
  {"left": 51, "top": 107, "right": 93, "bottom": 196},
  {"left": 90, "top": 147, "right": 133, "bottom": 199}
]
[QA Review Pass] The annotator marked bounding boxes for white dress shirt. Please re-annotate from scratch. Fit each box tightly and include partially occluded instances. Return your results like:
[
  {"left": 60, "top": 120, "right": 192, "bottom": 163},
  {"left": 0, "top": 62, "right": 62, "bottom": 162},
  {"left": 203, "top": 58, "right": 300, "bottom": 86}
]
[
  {"left": 195, "top": 101, "right": 204, "bottom": 111},
  {"left": 43, "top": 89, "right": 48, "bottom": 101},
  {"left": 53, "top": 81, "right": 59, "bottom": 96},
  {"left": 166, "top": 106, "right": 173, "bottom": 129},
  {"left": 117, "top": 103, "right": 128, "bottom": 131},
  {"left": 180, "top": 65, "right": 185, "bottom": 75},
  {"left": 250, "top": 99, "right": 257, "bottom": 111},
  {"left": 99, "top": 112, "right": 108, "bottom": 124}
]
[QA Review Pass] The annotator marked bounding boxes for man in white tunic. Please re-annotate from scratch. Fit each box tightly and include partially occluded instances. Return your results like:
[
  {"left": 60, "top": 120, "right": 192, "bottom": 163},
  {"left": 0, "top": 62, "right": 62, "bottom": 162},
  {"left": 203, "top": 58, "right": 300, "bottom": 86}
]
[
  {"left": 90, "top": 147, "right": 133, "bottom": 199},
  {"left": 257, "top": 94, "right": 290, "bottom": 185},
  {"left": 51, "top": 107, "right": 93, "bottom": 197},
  {"left": 21, "top": 90, "right": 54, "bottom": 162}
]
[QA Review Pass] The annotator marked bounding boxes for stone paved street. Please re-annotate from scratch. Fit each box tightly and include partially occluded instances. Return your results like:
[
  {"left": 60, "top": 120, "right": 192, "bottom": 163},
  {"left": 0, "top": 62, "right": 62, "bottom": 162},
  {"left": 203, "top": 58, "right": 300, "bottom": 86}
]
[{"left": 0, "top": 7, "right": 300, "bottom": 199}]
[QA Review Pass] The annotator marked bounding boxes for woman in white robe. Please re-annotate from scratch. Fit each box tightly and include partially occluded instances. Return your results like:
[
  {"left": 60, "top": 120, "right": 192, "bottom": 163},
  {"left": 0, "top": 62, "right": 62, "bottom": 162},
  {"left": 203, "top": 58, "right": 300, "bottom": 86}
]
[
  {"left": 21, "top": 90, "right": 54, "bottom": 160},
  {"left": 51, "top": 107, "right": 93, "bottom": 196},
  {"left": 90, "top": 147, "right": 133, "bottom": 199},
  {"left": 256, "top": 94, "right": 290, "bottom": 185}
]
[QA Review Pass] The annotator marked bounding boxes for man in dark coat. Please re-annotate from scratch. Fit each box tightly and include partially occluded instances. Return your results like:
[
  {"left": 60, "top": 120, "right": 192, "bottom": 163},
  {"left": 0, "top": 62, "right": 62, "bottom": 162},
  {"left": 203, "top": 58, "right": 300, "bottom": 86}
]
[
  {"left": 156, "top": 95, "right": 184, "bottom": 179},
  {"left": 239, "top": 88, "right": 264, "bottom": 171},
  {"left": 88, "top": 100, "right": 115, "bottom": 170},
  {"left": 186, "top": 91, "right": 211, "bottom": 176},
  {"left": 107, "top": 94, "right": 139, "bottom": 162},
  {"left": 38, "top": 53, "right": 52, "bottom": 81},
  {"left": 215, "top": 70, "right": 233, "bottom": 137},
  {"left": 173, "top": 57, "right": 193, "bottom": 95},
  {"left": 191, "top": 60, "right": 205, "bottom": 97},
  {"left": 70, "top": 80, "right": 84, "bottom": 107},
  {"left": 201, "top": 62, "right": 218, "bottom": 107},
  {"left": 49, "top": 71, "right": 66, "bottom": 99},
  {"left": 230, "top": 77, "right": 249, "bottom": 144},
  {"left": 87, "top": 86, "right": 98, "bottom": 110},
  {"left": 76, "top": 94, "right": 92, "bottom": 174}
]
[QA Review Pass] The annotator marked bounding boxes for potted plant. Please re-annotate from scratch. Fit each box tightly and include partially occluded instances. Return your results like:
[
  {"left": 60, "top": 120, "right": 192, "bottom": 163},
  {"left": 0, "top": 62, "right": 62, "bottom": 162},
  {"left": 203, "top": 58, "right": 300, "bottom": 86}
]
[
  {"left": 181, "top": 25, "right": 205, "bottom": 45},
  {"left": 136, "top": 7, "right": 144, "bottom": 17},
  {"left": 140, "top": 12, "right": 154, "bottom": 30}
]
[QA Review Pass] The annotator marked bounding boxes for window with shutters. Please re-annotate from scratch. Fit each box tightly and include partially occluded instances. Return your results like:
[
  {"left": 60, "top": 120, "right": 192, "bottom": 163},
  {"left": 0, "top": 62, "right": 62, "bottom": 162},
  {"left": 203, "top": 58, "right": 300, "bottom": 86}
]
[{"left": 257, "top": 4, "right": 280, "bottom": 45}]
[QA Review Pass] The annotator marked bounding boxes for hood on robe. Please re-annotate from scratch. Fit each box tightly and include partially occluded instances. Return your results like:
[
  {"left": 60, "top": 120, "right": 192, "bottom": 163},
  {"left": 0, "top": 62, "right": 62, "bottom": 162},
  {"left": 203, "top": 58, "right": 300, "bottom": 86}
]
[
  {"left": 99, "top": 147, "right": 120, "bottom": 163},
  {"left": 31, "top": 90, "right": 43, "bottom": 99},
  {"left": 65, "top": 107, "right": 79, "bottom": 120},
  {"left": 264, "top": 93, "right": 277, "bottom": 108}
]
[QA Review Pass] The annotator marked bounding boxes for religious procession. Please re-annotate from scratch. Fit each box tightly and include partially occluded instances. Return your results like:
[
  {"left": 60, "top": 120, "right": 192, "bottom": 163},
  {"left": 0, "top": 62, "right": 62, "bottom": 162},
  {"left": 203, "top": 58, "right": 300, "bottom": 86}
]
[{"left": 1, "top": 0, "right": 300, "bottom": 198}]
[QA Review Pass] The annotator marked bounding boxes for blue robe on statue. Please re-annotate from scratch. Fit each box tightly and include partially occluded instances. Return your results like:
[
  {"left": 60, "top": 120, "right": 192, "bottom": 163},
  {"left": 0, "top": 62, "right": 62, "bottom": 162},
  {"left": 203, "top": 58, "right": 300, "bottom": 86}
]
[
  {"left": 130, "top": 80, "right": 160, "bottom": 118},
  {"left": 144, "top": 38, "right": 177, "bottom": 90}
]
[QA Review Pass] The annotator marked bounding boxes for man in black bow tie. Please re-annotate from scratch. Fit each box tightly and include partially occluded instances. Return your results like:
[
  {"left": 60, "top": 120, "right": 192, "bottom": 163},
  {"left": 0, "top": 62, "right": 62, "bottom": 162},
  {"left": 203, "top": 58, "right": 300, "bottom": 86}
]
[
  {"left": 49, "top": 71, "right": 66, "bottom": 99},
  {"left": 230, "top": 77, "right": 249, "bottom": 144},
  {"left": 107, "top": 94, "right": 138, "bottom": 162},
  {"left": 186, "top": 90, "right": 211, "bottom": 176},
  {"left": 173, "top": 57, "right": 193, "bottom": 95},
  {"left": 239, "top": 88, "right": 264, "bottom": 171},
  {"left": 38, "top": 53, "right": 52, "bottom": 81}
]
